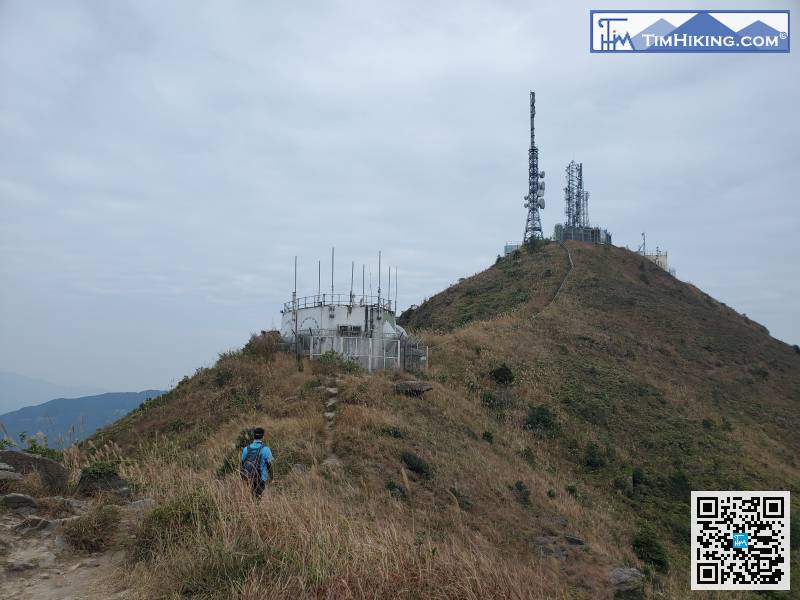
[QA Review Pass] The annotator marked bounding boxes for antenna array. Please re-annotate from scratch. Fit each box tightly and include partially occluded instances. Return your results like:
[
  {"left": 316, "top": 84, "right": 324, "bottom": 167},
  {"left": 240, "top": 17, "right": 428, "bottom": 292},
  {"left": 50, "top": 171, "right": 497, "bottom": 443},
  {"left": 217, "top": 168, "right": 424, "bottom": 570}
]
[{"left": 523, "top": 91, "right": 546, "bottom": 242}]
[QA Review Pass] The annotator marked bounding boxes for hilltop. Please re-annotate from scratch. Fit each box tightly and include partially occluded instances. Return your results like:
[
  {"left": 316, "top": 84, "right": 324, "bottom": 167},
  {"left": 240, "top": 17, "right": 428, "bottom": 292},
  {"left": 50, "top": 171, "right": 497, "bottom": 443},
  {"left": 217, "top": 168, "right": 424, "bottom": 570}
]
[{"left": 6, "top": 241, "right": 797, "bottom": 599}]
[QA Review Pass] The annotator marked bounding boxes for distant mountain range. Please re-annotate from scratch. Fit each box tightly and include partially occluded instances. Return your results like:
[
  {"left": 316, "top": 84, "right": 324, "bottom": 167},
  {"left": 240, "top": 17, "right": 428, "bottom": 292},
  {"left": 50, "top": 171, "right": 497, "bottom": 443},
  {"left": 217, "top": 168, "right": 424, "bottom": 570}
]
[
  {"left": 0, "top": 390, "right": 165, "bottom": 447},
  {"left": 0, "top": 371, "right": 105, "bottom": 414}
]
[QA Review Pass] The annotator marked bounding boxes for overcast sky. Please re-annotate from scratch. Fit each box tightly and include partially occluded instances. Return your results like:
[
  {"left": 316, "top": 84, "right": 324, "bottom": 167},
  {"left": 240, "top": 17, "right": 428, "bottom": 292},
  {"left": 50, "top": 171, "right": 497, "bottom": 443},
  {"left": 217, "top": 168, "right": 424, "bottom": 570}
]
[{"left": 1, "top": 1, "right": 798, "bottom": 393}]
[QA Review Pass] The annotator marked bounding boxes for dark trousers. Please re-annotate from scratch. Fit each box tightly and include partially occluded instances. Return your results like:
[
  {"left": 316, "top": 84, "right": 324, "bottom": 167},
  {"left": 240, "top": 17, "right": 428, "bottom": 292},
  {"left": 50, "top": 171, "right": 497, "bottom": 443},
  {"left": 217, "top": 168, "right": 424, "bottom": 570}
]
[{"left": 251, "top": 477, "right": 266, "bottom": 498}]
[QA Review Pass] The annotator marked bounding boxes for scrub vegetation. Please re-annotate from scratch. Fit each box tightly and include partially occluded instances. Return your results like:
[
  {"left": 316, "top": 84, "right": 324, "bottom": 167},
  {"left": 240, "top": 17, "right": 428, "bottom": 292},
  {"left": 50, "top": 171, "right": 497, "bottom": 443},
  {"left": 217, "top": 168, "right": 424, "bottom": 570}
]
[{"left": 83, "top": 241, "right": 799, "bottom": 598}]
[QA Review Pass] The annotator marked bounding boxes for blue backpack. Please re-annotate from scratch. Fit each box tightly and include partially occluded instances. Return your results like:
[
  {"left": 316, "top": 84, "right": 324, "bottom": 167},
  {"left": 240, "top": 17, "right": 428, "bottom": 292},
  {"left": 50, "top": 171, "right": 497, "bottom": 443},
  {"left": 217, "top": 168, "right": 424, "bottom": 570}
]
[{"left": 240, "top": 445, "right": 263, "bottom": 480}]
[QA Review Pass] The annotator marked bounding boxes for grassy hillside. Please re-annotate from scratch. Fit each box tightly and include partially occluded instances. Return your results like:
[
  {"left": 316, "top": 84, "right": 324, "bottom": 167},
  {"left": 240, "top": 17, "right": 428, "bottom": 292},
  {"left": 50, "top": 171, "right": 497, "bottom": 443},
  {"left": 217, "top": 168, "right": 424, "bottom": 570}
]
[
  {"left": 86, "top": 241, "right": 799, "bottom": 599},
  {"left": 399, "top": 242, "right": 569, "bottom": 332}
]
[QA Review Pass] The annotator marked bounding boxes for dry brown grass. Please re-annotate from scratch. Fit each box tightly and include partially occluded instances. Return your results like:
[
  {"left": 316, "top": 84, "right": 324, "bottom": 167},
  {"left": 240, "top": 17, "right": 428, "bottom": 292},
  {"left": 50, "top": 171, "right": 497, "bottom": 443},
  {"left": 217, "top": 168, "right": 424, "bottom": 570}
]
[
  {"left": 120, "top": 454, "right": 569, "bottom": 600},
  {"left": 35, "top": 496, "right": 74, "bottom": 518},
  {"left": 86, "top": 241, "right": 799, "bottom": 597},
  {"left": 62, "top": 503, "right": 121, "bottom": 552},
  {"left": 6, "top": 470, "right": 49, "bottom": 497}
]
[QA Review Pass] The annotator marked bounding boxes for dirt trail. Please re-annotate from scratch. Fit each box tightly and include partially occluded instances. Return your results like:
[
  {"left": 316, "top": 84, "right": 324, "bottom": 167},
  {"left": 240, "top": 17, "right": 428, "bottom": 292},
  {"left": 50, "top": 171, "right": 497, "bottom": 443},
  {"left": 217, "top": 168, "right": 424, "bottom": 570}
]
[
  {"left": 0, "top": 498, "right": 141, "bottom": 599},
  {"left": 320, "top": 380, "right": 342, "bottom": 468}
]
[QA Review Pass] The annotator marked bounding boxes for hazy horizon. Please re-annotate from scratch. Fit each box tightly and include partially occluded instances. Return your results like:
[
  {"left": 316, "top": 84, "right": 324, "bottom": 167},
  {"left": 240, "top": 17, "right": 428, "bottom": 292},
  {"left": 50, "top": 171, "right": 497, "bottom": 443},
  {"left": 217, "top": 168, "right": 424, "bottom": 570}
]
[{"left": 1, "top": 0, "right": 798, "bottom": 392}]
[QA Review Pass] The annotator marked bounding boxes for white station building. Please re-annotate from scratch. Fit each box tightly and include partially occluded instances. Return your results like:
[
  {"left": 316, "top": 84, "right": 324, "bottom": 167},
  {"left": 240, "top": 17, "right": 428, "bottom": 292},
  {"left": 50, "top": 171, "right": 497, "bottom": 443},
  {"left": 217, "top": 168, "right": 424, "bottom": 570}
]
[{"left": 280, "top": 290, "right": 427, "bottom": 372}]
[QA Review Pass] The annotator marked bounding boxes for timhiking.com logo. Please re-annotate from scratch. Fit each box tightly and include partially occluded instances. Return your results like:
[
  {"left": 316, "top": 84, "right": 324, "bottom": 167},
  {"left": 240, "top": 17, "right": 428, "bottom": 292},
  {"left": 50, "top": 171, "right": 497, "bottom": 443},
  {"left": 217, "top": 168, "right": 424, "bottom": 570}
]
[{"left": 590, "top": 10, "right": 790, "bottom": 53}]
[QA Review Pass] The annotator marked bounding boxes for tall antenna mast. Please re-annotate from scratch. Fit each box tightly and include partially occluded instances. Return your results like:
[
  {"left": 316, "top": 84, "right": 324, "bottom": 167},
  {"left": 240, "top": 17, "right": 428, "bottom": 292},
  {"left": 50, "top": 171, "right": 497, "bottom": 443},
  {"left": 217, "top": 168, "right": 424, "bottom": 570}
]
[
  {"left": 388, "top": 266, "right": 392, "bottom": 311},
  {"left": 394, "top": 268, "right": 398, "bottom": 314},
  {"left": 362, "top": 264, "right": 365, "bottom": 303},
  {"left": 565, "top": 160, "right": 584, "bottom": 229},
  {"left": 377, "top": 251, "right": 382, "bottom": 310},
  {"left": 330, "top": 247, "right": 335, "bottom": 297},
  {"left": 293, "top": 256, "right": 298, "bottom": 359},
  {"left": 350, "top": 261, "right": 354, "bottom": 304},
  {"left": 317, "top": 260, "right": 321, "bottom": 298},
  {"left": 523, "top": 91, "right": 545, "bottom": 242}
]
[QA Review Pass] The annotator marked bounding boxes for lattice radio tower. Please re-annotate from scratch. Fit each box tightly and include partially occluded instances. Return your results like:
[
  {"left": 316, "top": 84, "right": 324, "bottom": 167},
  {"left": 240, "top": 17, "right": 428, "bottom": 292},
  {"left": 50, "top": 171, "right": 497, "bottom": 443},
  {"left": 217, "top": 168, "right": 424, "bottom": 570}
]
[
  {"left": 564, "top": 160, "right": 587, "bottom": 228},
  {"left": 523, "top": 91, "right": 545, "bottom": 242}
]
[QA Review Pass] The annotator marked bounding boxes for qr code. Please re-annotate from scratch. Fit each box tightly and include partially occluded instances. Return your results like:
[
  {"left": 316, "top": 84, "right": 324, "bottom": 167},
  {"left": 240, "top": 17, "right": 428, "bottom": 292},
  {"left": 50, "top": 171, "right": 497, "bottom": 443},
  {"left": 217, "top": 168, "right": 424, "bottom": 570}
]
[{"left": 692, "top": 491, "right": 790, "bottom": 590}]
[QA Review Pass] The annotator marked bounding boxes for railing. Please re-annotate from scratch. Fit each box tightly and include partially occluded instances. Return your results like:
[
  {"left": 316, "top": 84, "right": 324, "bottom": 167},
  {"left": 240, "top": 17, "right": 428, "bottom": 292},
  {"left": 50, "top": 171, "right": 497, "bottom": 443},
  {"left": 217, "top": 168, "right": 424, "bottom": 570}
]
[
  {"left": 295, "top": 333, "right": 427, "bottom": 373},
  {"left": 282, "top": 294, "right": 393, "bottom": 313}
]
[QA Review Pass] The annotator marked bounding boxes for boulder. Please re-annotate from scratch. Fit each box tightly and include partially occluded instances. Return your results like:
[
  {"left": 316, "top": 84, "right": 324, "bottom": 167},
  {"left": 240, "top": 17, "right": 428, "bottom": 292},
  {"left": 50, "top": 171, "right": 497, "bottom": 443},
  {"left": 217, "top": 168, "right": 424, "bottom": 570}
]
[
  {"left": 0, "top": 470, "right": 23, "bottom": 482},
  {"left": 125, "top": 498, "right": 156, "bottom": 513},
  {"left": 395, "top": 381, "right": 433, "bottom": 397},
  {"left": 0, "top": 462, "right": 14, "bottom": 471},
  {"left": 0, "top": 493, "right": 36, "bottom": 510},
  {"left": 564, "top": 534, "right": 586, "bottom": 546},
  {"left": 608, "top": 567, "right": 645, "bottom": 592},
  {"left": 0, "top": 450, "right": 67, "bottom": 493}
]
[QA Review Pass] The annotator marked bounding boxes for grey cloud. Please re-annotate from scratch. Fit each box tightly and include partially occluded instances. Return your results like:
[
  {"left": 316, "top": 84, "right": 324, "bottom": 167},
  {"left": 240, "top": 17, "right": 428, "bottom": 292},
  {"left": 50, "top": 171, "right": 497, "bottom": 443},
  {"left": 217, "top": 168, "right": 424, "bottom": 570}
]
[{"left": 1, "top": 0, "right": 797, "bottom": 391}]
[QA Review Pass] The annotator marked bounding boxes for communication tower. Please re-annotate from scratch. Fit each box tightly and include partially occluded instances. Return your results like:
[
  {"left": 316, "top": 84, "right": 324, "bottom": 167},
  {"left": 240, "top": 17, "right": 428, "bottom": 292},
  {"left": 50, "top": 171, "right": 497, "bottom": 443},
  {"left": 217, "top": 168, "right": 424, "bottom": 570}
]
[{"left": 523, "top": 91, "right": 546, "bottom": 242}]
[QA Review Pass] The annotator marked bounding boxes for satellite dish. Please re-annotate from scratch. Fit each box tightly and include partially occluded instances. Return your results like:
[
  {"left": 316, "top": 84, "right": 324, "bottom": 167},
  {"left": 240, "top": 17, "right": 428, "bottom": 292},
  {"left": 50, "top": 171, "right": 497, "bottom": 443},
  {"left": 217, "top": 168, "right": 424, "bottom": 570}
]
[
  {"left": 539, "top": 170, "right": 545, "bottom": 178},
  {"left": 539, "top": 181, "right": 545, "bottom": 192},
  {"left": 538, "top": 197, "right": 545, "bottom": 209},
  {"left": 300, "top": 316, "right": 320, "bottom": 331}
]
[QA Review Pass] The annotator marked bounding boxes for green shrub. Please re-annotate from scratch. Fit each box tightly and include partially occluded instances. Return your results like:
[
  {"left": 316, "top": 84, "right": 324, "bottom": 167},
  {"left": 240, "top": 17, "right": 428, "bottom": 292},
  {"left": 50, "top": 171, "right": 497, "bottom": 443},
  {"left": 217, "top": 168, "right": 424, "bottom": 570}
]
[
  {"left": 449, "top": 487, "right": 473, "bottom": 511},
  {"left": 242, "top": 330, "right": 283, "bottom": 359},
  {"left": 639, "top": 272, "right": 650, "bottom": 285},
  {"left": 133, "top": 489, "right": 216, "bottom": 561},
  {"left": 512, "top": 480, "right": 530, "bottom": 506},
  {"left": 63, "top": 504, "right": 120, "bottom": 552},
  {"left": 401, "top": 451, "right": 432, "bottom": 479},
  {"left": 489, "top": 363, "right": 514, "bottom": 385},
  {"left": 523, "top": 404, "right": 557, "bottom": 433},
  {"left": 176, "top": 540, "right": 269, "bottom": 597},
  {"left": 386, "top": 479, "right": 407, "bottom": 499},
  {"left": 566, "top": 484, "right": 578, "bottom": 497},
  {"left": 632, "top": 524, "right": 669, "bottom": 572},
  {"left": 214, "top": 367, "right": 233, "bottom": 388},
  {"left": 379, "top": 425, "right": 405, "bottom": 439},
  {"left": 18, "top": 432, "right": 62, "bottom": 461},
  {"left": 480, "top": 390, "right": 513, "bottom": 411},
  {"left": 312, "top": 351, "right": 361, "bottom": 376},
  {"left": 585, "top": 442, "right": 606, "bottom": 470},
  {"left": 76, "top": 460, "right": 125, "bottom": 496},
  {"left": 481, "top": 431, "right": 494, "bottom": 443},
  {"left": 632, "top": 467, "right": 645, "bottom": 488},
  {"left": 80, "top": 460, "right": 119, "bottom": 479},
  {"left": 164, "top": 418, "right": 191, "bottom": 433}
]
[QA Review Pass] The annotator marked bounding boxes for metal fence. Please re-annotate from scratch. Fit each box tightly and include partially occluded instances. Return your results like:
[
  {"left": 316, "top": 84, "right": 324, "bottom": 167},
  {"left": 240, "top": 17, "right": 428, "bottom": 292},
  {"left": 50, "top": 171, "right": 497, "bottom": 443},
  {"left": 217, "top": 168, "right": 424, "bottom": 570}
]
[
  {"left": 299, "top": 333, "right": 427, "bottom": 372},
  {"left": 283, "top": 295, "right": 392, "bottom": 313}
]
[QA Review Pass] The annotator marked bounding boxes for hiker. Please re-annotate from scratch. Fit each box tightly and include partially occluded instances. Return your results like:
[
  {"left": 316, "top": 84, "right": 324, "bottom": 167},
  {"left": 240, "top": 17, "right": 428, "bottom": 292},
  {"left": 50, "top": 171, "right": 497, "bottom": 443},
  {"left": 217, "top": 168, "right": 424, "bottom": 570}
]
[{"left": 240, "top": 427, "right": 274, "bottom": 498}]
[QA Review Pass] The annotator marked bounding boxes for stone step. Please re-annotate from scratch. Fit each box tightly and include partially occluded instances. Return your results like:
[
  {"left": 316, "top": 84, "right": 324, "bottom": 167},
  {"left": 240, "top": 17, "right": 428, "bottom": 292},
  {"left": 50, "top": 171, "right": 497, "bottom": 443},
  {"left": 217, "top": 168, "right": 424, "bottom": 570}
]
[{"left": 324, "top": 412, "right": 335, "bottom": 419}]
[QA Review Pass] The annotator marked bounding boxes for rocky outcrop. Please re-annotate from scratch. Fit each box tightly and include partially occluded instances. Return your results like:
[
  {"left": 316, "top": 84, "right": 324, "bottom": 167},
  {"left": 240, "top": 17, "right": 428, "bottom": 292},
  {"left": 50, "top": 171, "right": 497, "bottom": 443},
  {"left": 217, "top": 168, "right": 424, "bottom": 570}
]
[
  {"left": 0, "top": 450, "right": 68, "bottom": 493},
  {"left": 0, "top": 493, "right": 37, "bottom": 511},
  {"left": 395, "top": 381, "right": 433, "bottom": 397},
  {"left": 608, "top": 567, "right": 645, "bottom": 593}
]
